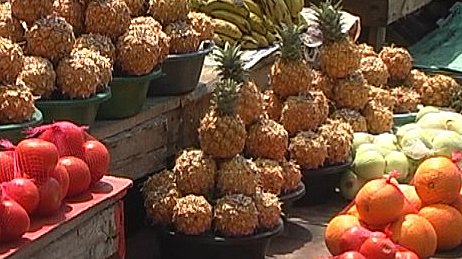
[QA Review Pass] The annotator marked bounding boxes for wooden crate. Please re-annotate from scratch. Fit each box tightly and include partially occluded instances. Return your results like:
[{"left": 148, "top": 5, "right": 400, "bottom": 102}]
[{"left": 0, "top": 176, "right": 132, "bottom": 259}]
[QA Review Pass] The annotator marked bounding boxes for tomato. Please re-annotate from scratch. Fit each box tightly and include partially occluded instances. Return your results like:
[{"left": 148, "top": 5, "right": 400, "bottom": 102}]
[
  {"left": 1, "top": 178, "right": 39, "bottom": 215},
  {"left": 16, "top": 138, "right": 59, "bottom": 182},
  {"left": 83, "top": 140, "right": 110, "bottom": 184},
  {"left": 34, "top": 177, "right": 62, "bottom": 217},
  {"left": 0, "top": 151, "right": 15, "bottom": 182},
  {"left": 50, "top": 165, "right": 70, "bottom": 200},
  {"left": 0, "top": 199, "right": 30, "bottom": 242},
  {"left": 58, "top": 156, "right": 91, "bottom": 197},
  {"left": 359, "top": 237, "right": 398, "bottom": 259}
]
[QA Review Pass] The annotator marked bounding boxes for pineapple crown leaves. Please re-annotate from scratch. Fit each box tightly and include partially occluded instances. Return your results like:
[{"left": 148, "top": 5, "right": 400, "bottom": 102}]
[
  {"left": 213, "top": 41, "right": 248, "bottom": 83},
  {"left": 211, "top": 78, "right": 242, "bottom": 116},
  {"left": 276, "top": 23, "right": 305, "bottom": 62},
  {"left": 311, "top": 0, "right": 347, "bottom": 43}
]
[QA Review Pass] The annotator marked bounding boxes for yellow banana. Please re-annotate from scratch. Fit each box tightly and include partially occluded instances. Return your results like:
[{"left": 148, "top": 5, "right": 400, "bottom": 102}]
[
  {"left": 283, "top": 0, "right": 294, "bottom": 18},
  {"left": 244, "top": 0, "right": 264, "bottom": 18},
  {"left": 204, "top": 0, "right": 250, "bottom": 18},
  {"left": 209, "top": 10, "right": 251, "bottom": 34},
  {"left": 265, "top": 0, "right": 283, "bottom": 25},
  {"left": 215, "top": 33, "right": 238, "bottom": 46},
  {"left": 265, "top": 32, "right": 276, "bottom": 44},
  {"left": 263, "top": 15, "right": 276, "bottom": 33},
  {"left": 242, "top": 35, "right": 259, "bottom": 49},
  {"left": 284, "top": 0, "right": 303, "bottom": 18},
  {"left": 251, "top": 31, "right": 269, "bottom": 47},
  {"left": 213, "top": 34, "right": 224, "bottom": 47},
  {"left": 274, "top": 0, "right": 293, "bottom": 25},
  {"left": 212, "top": 18, "right": 243, "bottom": 39},
  {"left": 249, "top": 13, "right": 267, "bottom": 35},
  {"left": 293, "top": 12, "right": 307, "bottom": 26}
]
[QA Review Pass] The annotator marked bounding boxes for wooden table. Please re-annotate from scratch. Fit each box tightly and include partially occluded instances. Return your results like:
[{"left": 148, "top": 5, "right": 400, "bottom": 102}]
[
  {"left": 305, "top": 0, "right": 433, "bottom": 49},
  {"left": 0, "top": 176, "right": 133, "bottom": 259}
]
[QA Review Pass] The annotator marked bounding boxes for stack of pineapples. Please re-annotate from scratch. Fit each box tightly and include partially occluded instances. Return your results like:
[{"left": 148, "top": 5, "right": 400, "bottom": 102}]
[{"left": 0, "top": 0, "right": 216, "bottom": 124}]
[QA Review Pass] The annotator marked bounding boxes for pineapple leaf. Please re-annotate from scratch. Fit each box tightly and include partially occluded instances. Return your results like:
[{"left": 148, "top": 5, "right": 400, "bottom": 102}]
[
  {"left": 212, "top": 78, "right": 242, "bottom": 116},
  {"left": 213, "top": 41, "right": 247, "bottom": 83},
  {"left": 311, "top": 0, "right": 347, "bottom": 43},
  {"left": 277, "top": 23, "right": 304, "bottom": 62}
]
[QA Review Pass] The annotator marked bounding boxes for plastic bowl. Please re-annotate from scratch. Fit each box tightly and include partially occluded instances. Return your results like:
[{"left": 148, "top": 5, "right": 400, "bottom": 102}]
[{"left": 0, "top": 108, "right": 43, "bottom": 143}]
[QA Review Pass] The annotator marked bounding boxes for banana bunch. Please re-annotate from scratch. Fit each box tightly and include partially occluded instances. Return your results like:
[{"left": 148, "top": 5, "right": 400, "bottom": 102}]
[{"left": 198, "top": 0, "right": 305, "bottom": 49}]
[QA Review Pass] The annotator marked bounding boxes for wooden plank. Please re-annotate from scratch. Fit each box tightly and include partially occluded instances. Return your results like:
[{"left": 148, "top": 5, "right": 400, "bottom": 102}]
[{"left": 387, "top": 0, "right": 432, "bottom": 24}]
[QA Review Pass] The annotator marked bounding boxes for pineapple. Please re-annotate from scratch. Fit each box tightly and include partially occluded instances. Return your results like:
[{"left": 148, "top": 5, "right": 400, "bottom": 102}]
[
  {"left": 289, "top": 131, "right": 328, "bottom": 169},
  {"left": 56, "top": 48, "right": 103, "bottom": 98},
  {"left": 0, "top": 2, "right": 24, "bottom": 42},
  {"left": 320, "top": 119, "right": 353, "bottom": 165},
  {"left": 450, "top": 85, "right": 462, "bottom": 113},
  {"left": 391, "top": 87, "right": 421, "bottom": 114},
  {"left": 188, "top": 12, "right": 214, "bottom": 42},
  {"left": 362, "top": 101, "right": 393, "bottom": 134},
  {"left": 216, "top": 155, "right": 257, "bottom": 196},
  {"left": 199, "top": 79, "right": 247, "bottom": 158},
  {"left": 263, "top": 90, "right": 283, "bottom": 121},
  {"left": 123, "top": 0, "right": 147, "bottom": 17},
  {"left": 280, "top": 159, "right": 302, "bottom": 193},
  {"left": 53, "top": 0, "right": 85, "bottom": 35},
  {"left": 173, "top": 195, "right": 212, "bottom": 235},
  {"left": 404, "top": 69, "right": 429, "bottom": 93},
  {"left": 70, "top": 48, "right": 112, "bottom": 91},
  {"left": 85, "top": 0, "right": 131, "bottom": 40},
  {"left": 360, "top": 56, "right": 389, "bottom": 86},
  {"left": 164, "top": 20, "right": 201, "bottom": 54},
  {"left": 0, "top": 36, "right": 23, "bottom": 83},
  {"left": 270, "top": 24, "right": 312, "bottom": 98},
  {"left": 147, "top": 0, "right": 190, "bottom": 26},
  {"left": 173, "top": 149, "right": 216, "bottom": 196},
  {"left": 334, "top": 71, "right": 369, "bottom": 110},
  {"left": 213, "top": 42, "right": 264, "bottom": 126},
  {"left": 0, "top": 84, "right": 35, "bottom": 124},
  {"left": 330, "top": 108, "right": 367, "bottom": 132},
  {"left": 16, "top": 56, "right": 56, "bottom": 98},
  {"left": 25, "top": 15, "right": 75, "bottom": 63},
  {"left": 254, "top": 158, "right": 284, "bottom": 195},
  {"left": 74, "top": 33, "right": 116, "bottom": 64},
  {"left": 142, "top": 170, "right": 180, "bottom": 226},
  {"left": 115, "top": 18, "right": 169, "bottom": 75},
  {"left": 379, "top": 46, "right": 413, "bottom": 81},
  {"left": 368, "top": 86, "right": 395, "bottom": 110},
  {"left": 214, "top": 194, "right": 259, "bottom": 237},
  {"left": 357, "top": 43, "right": 377, "bottom": 58},
  {"left": 312, "top": 0, "right": 360, "bottom": 79},
  {"left": 245, "top": 118, "right": 288, "bottom": 161},
  {"left": 281, "top": 90, "right": 329, "bottom": 135},
  {"left": 11, "top": 0, "right": 53, "bottom": 24},
  {"left": 419, "top": 74, "right": 460, "bottom": 107},
  {"left": 254, "top": 192, "right": 281, "bottom": 230},
  {"left": 312, "top": 70, "right": 334, "bottom": 99}
]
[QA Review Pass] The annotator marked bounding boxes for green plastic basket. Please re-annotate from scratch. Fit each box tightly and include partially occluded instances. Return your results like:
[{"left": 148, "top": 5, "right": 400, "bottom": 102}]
[
  {"left": 97, "top": 68, "right": 162, "bottom": 120},
  {"left": 0, "top": 108, "right": 43, "bottom": 143},
  {"left": 393, "top": 112, "right": 418, "bottom": 127},
  {"left": 36, "top": 89, "right": 111, "bottom": 126}
]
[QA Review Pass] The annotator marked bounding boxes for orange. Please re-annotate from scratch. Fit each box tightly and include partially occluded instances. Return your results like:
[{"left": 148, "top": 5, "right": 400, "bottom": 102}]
[
  {"left": 452, "top": 194, "right": 462, "bottom": 215},
  {"left": 389, "top": 214, "right": 437, "bottom": 258},
  {"left": 324, "top": 215, "right": 360, "bottom": 255},
  {"left": 399, "top": 184, "right": 422, "bottom": 215},
  {"left": 419, "top": 204, "right": 462, "bottom": 250},
  {"left": 414, "top": 157, "right": 461, "bottom": 205},
  {"left": 345, "top": 205, "right": 359, "bottom": 217}
]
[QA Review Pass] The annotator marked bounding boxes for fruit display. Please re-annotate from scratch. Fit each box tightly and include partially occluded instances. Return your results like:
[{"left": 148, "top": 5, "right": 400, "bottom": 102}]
[
  {"left": 192, "top": 0, "right": 305, "bottom": 49},
  {"left": 0, "top": 121, "right": 110, "bottom": 243},
  {"left": 324, "top": 153, "right": 462, "bottom": 258}
]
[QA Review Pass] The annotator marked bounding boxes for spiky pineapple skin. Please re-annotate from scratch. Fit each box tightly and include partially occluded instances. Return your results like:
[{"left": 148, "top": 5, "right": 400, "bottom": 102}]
[
  {"left": 311, "top": 70, "right": 334, "bottom": 99},
  {"left": 254, "top": 192, "right": 281, "bottom": 230},
  {"left": 70, "top": 48, "right": 112, "bottom": 91},
  {"left": 357, "top": 43, "right": 377, "bottom": 58},
  {"left": 11, "top": 0, "right": 53, "bottom": 24},
  {"left": 391, "top": 87, "right": 421, "bottom": 113},
  {"left": 164, "top": 20, "right": 201, "bottom": 54},
  {"left": 216, "top": 155, "right": 257, "bottom": 196},
  {"left": 270, "top": 60, "right": 312, "bottom": 98},
  {"left": 320, "top": 119, "right": 353, "bottom": 165},
  {"left": 289, "top": 131, "right": 327, "bottom": 169},
  {"left": 173, "top": 195, "right": 212, "bottom": 235},
  {"left": 280, "top": 159, "right": 302, "bottom": 192},
  {"left": 334, "top": 72, "right": 369, "bottom": 110},
  {"left": 26, "top": 15, "right": 75, "bottom": 63},
  {"left": 263, "top": 90, "right": 283, "bottom": 121},
  {"left": 330, "top": 108, "right": 368, "bottom": 132},
  {"left": 74, "top": 33, "right": 116, "bottom": 64},
  {"left": 379, "top": 46, "right": 412, "bottom": 81},
  {"left": 419, "top": 74, "right": 459, "bottom": 107},
  {"left": 362, "top": 101, "right": 393, "bottom": 134},
  {"left": 123, "top": 0, "right": 147, "bottom": 17},
  {"left": 53, "top": 0, "right": 85, "bottom": 35},
  {"left": 85, "top": 0, "right": 131, "bottom": 40},
  {"left": 368, "top": 86, "right": 395, "bottom": 110},
  {"left": 360, "top": 56, "right": 389, "bottom": 86},
  {"left": 16, "top": 56, "right": 56, "bottom": 98},
  {"left": 148, "top": 0, "right": 190, "bottom": 25},
  {"left": 173, "top": 149, "right": 216, "bottom": 196},
  {"left": 404, "top": 69, "right": 429, "bottom": 93},
  {"left": 0, "top": 2, "right": 24, "bottom": 42},
  {"left": 238, "top": 81, "right": 264, "bottom": 126},
  {"left": 0, "top": 84, "right": 35, "bottom": 124},
  {"left": 254, "top": 158, "right": 284, "bottom": 195},
  {"left": 188, "top": 12, "right": 214, "bottom": 42},
  {"left": 320, "top": 38, "right": 361, "bottom": 79},
  {"left": 214, "top": 194, "right": 259, "bottom": 237},
  {"left": 0, "top": 36, "right": 23, "bottom": 83},
  {"left": 281, "top": 90, "right": 329, "bottom": 135},
  {"left": 246, "top": 118, "right": 288, "bottom": 161}
]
